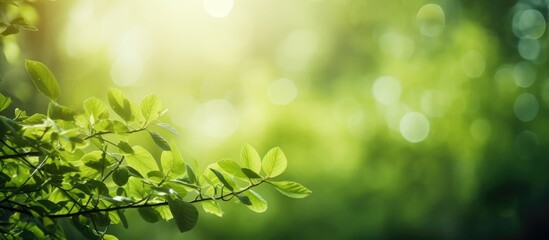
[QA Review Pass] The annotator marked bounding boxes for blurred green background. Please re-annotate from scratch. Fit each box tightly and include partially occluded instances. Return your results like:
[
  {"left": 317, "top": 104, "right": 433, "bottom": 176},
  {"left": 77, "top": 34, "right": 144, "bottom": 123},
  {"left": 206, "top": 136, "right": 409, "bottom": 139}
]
[{"left": 2, "top": 0, "right": 549, "bottom": 239}]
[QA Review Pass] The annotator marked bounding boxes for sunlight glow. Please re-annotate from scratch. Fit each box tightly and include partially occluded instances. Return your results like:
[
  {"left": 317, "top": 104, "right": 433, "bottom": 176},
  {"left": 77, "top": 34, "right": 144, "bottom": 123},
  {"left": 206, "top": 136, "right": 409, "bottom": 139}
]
[
  {"left": 268, "top": 78, "right": 298, "bottom": 105},
  {"left": 203, "top": 0, "right": 234, "bottom": 18},
  {"left": 193, "top": 99, "right": 239, "bottom": 139}
]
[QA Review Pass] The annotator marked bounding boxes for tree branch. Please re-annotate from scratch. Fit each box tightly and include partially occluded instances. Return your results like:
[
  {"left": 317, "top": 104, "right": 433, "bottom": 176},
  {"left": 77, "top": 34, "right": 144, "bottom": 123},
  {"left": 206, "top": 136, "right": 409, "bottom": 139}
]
[
  {"left": 0, "top": 151, "right": 41, "bottom": 160},
  {"left": 44, "top": 179, "right": 267, "bottom": 219}
]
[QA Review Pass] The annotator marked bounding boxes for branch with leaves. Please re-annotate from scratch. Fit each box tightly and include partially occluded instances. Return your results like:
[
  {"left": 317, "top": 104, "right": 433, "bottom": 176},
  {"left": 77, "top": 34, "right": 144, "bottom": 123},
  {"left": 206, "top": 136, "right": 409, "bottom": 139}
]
[{"left": 0, "top": 60, "right": 311, "bottom": 240}]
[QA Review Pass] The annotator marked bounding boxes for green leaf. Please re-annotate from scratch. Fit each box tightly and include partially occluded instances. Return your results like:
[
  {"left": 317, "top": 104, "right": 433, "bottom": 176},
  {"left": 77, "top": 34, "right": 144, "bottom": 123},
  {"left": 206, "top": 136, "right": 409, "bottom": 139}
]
[
  {"left": 47, "top": 102, "right": 76, "bottom": 121},
  {"left": 268, "top": 181, "right": 312, "bottom": 198},
  {"left": 209, "top": 168, "right": 234, "bottom": 191},
  {"left": 170, "top": 143, "right": 186, "bottom": 175},
  {"left": 168, "top": 198, "right": 198, "bottom": 233},
  {"left": 138, "top": 207, "right": 161, "bottom": 223},
  {"left": 126, "top": 166, "right": 144, "bottom": 178},
  {"left": 236, "top": 194, "right": 252, "bottom": 205},
  {"left": 107, "top": 88, "right": 133, "bottom": 122},
  {"left": 117, "top": 141, "right": 134, "bottom": 154},
  {"left": 0, "top": 93, "right": 11, "bottom": 112},
  {"left": 25, "top": 59, "right": 60, "bottom": 100},
  {"left": 242, "top": 190, "right": 268, "bottom": 213},
  {"left": 103, "top": 234, "right": 119, "bottom": 240},
  {"left": 186, "top": 163, "right": 198, "bottom": 184},
  {"left": 161, "top": 144, "right": 186, "bottom": 176},
  {"left": 261, "top": 147, "right": 287, "bottom": 178},
  {"left": 149, "top": 131, "right": 171, "bottom": 151},
  {"left": 117, "top": 210, "right": 129, "bottom": 229},
  {"left": 141, "top": 94, "right": 162, "bottom": 123},
  {"left": 10, "top": 17, "right": 38, "bottom": 31},
  {"left": 202, "top": 200, "right": 223, "bottom": 217},
  {"left": 83, "top": 97, "right": 109, "bottom": 121},
  {"left": 125, "top": 146, "right": 159, "bottom": 177},
  {"left": 241, "top": 144, "right": 261, "bottom": 173},
  {"left": 155, "top": 122, "right": 179, "bottom": 136},
  {"left": 147, "top": 170, "right": 164, "bottom": 180},
  {"left": 241, "top": 168, "right": 263, "bottom": 179},
  {"left": 218, "top": 159, "right": 246, "bottom": 178},
  {"left": 112, "top": 167, "right": 130, "bottom": 186}
]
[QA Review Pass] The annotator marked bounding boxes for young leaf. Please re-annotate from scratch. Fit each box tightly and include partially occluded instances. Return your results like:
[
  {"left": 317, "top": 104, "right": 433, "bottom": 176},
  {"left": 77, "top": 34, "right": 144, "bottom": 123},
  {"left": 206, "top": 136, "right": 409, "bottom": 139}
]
[
  {"left": 47, "top": 102, "right": 76, "bottom": 121},
  {"left": 218, "top": 159, "right": 246, "bottom": 178},
  {"left": 149, "top": 131, "right": 171, "bottom": 151},
  {"left": 241, "top": 144, "right": 261, "bottom": 173},
  {"left": 138, "top": 207, "right": 161, "bottom": 223},
  {"left": 0, "top": 93, "right": 12, "bottom": 112},
  {"left": 209, "top": 168, "right": 234, "bottom": 191},
  {"left": 242, "top": 190, "right": 268, "bottom": 213},
  {"left": 261, "top": 147, "right": 287, "bottom": 178},
  {"left": 141, "top": 94, "right": 162, "bottom": 123},
  {"left": 168, "top": 198, "right": 198, "bottom": 233},
  {"left": 202, "top": 200, "right": 224, "bottom": 217},
  {"left": 83, "top": 97, "right": 109, "bottom": 120},
  {"left": 268, "top": 181, "right": 312, "bottom": 198},
  {"left": 25, "top": 59, "right": 60, "bottom": 100},
  {"left": 107, "top": 88, "right": 133, "bottom": 122},
  {"left": 125, "top": 146, "right": 159, "bottom": 177}
]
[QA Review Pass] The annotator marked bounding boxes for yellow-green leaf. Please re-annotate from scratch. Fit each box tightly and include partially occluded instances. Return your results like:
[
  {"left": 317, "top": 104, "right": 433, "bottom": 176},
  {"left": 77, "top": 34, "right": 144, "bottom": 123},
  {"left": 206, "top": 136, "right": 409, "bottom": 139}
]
[
  {"left": 243, "top": 190, "right": 268, "bottom": 213},
  {"left": 269, "top": 181, "right": 311, "bottom": 198},
  {"left": 202, "top": 200, "right": 223, "bottom": 217},
  {"left": 261, "top": 147, "right": 287, "bottom": 178},
  {"left": 107, "top": 88, "right": 133, "bottom": 122},
  {"left": 241, "top": 144, "right": 261, "bottom": 173},
  {"left": 0, "top": 93, "right": 12, "bottom": 112},
  {"left": 25, "top": 59, "right": 60, "bottom": 100},
  {"left": 141, "top": 94, "right": 162, "bottom": 123},
  {"left": 125, "top": 146, "right": 159, "bottom": 177}
]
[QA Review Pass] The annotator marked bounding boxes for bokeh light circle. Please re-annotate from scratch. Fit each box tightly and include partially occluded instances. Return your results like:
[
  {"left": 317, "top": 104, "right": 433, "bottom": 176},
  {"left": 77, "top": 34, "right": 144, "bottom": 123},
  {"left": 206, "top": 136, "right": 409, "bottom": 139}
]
[
  {"left": 461, "top": 50, "right": 486, "bottom": 78},
  {"left": 267, "top": 78, "right": 298, "bottom": 105},
  {"left": 417, "top": 3, "right": 446, "bottom": 37},
  {"left": 399, "top": 112, "right": 430, "bottom": 143},
  {"left": 518, "top": 39, "right": 540, "bottom": 60},
  {"left": 372, "top": 76, "right": 401, "bottom": 105},
  {"left": 513, "top": 61, "right": 536, "bottom": 88},
  {"left": 515, "top": 130, "right": 539, "bottom": 158},
  {"left": 193, "top": 99, "right": 239, "bottom": 139},
  {"left": 513, "top": 9, "right": 546, "bottom": 39},
  {"left": 513, "top": 93, "right": 539, "bottom": 122}
]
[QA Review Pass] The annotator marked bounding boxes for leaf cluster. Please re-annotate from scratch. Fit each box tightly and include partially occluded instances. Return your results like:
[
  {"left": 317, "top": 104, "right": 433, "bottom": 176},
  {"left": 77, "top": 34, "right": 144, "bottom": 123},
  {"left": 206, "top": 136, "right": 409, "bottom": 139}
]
[
  {"left": 0, "top": 60, "right": 311, "bottom": 239},
  {"left": 0, "top": 1, "right": 38, "bottom": 37}
]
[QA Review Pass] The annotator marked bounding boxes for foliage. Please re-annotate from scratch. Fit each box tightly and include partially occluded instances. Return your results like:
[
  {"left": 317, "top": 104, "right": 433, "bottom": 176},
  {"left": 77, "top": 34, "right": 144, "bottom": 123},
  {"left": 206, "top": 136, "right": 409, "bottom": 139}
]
[
  {"left": 0, "top": 60, "right": 311, "bottom": 239},
  {"left": 0, "top": 0, "right": 38, "bottom": 37}
]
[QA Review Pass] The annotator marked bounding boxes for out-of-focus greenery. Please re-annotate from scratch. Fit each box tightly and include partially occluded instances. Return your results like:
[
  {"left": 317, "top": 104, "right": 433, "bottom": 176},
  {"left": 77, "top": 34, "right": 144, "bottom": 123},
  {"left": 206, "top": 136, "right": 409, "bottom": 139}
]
[{"left": 2, "top": 0, "right": 549, "bottom": 239}]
